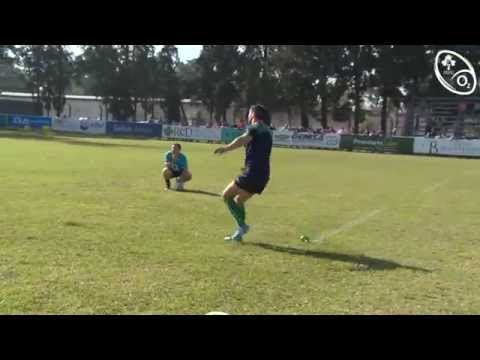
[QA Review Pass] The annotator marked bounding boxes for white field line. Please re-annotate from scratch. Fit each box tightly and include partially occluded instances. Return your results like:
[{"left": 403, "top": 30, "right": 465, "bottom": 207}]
[
  {"left": 422, "top": 179, "right": 450, "bottom": 193},
  {"left": 269, "top": 175, "right": 462, "bottom": 246},
  {"left": 307, "top": 178, "right": 452, "bottom": 243},
  {"left": 312, "top": 208, "right": 386, "bottom": 243}
]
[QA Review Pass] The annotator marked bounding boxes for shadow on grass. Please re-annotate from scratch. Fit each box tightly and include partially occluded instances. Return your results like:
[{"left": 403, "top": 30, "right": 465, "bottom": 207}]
[
  {"left": 247, "top": 242, "right": 432, "bottom": 273},
  {"left": 64, "top": 221, "right": 86, "bottom": 227},
  {"left": 0, "top": 130, "right": 160, "bottom": 149},
  {"left": 176, "top": 189, "right": 221, "bottom": 197}
]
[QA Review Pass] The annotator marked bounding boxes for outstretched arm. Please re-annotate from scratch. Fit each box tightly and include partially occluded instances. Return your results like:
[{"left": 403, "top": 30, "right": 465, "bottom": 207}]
[{"left": 214, "top": 133, "right": 252, "bottom": 155}]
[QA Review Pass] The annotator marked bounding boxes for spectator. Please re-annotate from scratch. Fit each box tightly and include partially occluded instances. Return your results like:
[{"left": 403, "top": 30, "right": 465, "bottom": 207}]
[{"left": 163, "top": 143, "right": 192, "bottom": 191}]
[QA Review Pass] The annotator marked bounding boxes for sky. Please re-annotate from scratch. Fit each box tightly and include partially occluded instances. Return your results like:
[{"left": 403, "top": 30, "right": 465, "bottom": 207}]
[{"left": 68, "top": 45, "right": 202, "bottom": 62}]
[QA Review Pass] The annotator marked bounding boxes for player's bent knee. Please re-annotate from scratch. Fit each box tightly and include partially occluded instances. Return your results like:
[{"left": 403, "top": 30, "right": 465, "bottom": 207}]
[
  {"left": 163, "top": 168, "right": 172, "bottom": 178},
  {"left": 235, "top": 192, "right": 253, "bottom": 205},
  {"left": 234, "top": 196, "right": 245, "bottom": 205},
  {"left": 222, "top": 181, "right": 239, "bottom": 201},
  {"left": 222, "top": 190, "right": 233, "bottom": 201}
]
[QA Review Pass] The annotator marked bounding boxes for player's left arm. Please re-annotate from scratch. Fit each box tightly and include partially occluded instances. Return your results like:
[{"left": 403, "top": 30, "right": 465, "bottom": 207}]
[{"left": 214, "top": 132, "right": 252, "bottom": 155}]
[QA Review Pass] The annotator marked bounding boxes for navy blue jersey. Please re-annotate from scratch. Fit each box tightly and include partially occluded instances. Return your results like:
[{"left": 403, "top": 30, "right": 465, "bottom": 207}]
[{"left": 244, "top": 122, "right": 273, "bottom": 180}]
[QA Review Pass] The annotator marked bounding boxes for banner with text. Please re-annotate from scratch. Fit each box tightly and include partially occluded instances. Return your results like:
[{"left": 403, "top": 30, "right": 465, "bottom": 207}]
[
  {"left": 340, "top": 135, "right": 414, "bottom": 154},
  {"left": 163, "top": 125, "right": 222, "bottom": 141},
  {"left": 272, "top": 130, "right": 294, "bottom": 146},
  {"left": 221, "top": 129, "right": 340, "bottom": 149},
  {"left": 106, "top": 122, "right": 162, "bottom": 137},
  {"left": 7, "top": 114, "right": 52, "bottom": 129},
  {"left": 413, "top": 137, "right": 480, "bottom": 157},
  {"left": 52, "top": 117, "right": 106, "bottom": 135},
  {"left": 290, "top": 133, "right": 340, "bottom": 149}
]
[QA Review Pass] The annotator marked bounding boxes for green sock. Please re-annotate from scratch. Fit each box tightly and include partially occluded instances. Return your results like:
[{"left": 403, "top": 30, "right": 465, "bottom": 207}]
[{"left": 225, "top": 198, "right": 246, "bottom": 227}]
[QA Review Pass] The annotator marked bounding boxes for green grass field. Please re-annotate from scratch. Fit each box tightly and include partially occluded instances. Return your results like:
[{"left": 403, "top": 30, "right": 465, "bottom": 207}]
[{"left": 1, "top": 129, "right": 480, "bottom": 314}]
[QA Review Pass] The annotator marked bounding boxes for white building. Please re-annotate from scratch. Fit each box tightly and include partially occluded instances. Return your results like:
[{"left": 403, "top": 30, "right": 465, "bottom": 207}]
[{"left": 0, "top": 91, "right": 395, "bottom": 132}]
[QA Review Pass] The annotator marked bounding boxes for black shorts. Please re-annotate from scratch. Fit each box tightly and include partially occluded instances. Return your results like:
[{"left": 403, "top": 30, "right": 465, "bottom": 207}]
[
  {"left": 235, "top": 173, "right": 269, "bottom": 195},
  {"left": 171, "top": 169, "right": 184, "bottom": 178}
]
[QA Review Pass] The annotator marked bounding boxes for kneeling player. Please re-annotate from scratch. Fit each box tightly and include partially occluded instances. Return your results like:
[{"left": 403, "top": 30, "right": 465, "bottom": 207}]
[{"left": 163, "top": 143, "right": 192, "bottom": 191}]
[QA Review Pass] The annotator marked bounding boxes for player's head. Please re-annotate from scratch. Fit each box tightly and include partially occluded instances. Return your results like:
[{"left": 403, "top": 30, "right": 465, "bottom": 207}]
[
  {"left": 171, "top": 143, "right": 181, "bottom": 154},
  {"left": 248, "top": 104, "right": 271, "bottom": 126}
]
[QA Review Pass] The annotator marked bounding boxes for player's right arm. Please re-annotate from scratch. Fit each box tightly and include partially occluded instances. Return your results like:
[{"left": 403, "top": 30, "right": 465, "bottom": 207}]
[
  {"left": 214, "top": 132, "right": 252, "bottom": 155},
  {"left": 164, "top": 152, "right": 173, "bottom": 170}
]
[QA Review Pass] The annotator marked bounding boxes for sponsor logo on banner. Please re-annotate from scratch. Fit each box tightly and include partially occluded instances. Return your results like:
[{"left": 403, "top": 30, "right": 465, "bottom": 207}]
[
  {"left": 8, "top": 114, "right": 52, "bottom": 129},
  {"left": 113, "top": 123, "right": 132, "bottom": 133},
  {"left": 274, "top": 134, "right": 291, "bottom": 142},
  {"left": 80, "top": 119, "right": 89, "bottom": 131},
  {"left": 80, "top": 118, "right": 105, "bottom": 131},
  {"left": 53, "top": 117, "right": 106, "bottom": 134},
  {"left": 414, "top": 137, "right": 480, "bottom": 157},
  {"left": 272, "top": 130, "right": 293, "bottom": 145},
  {"left": 353, "top": 138, "right": 383, "bottom": 146},
  {"left": 163, "top": 125, "right": 220, "bottom": 141},
  {"left": 290, "top": 133, "right": 340, "bottom": 149},
  {"left": 166, "top": 126, "right": 193, "bottom": 138},
  {"left": 106, "top": 121, "right": 160, "bottom": 137},
  {"left": 12, "top": 116, "right": 30, "bottom": 126},
  {"left": 325, "top": 134, "right": 340, "bottom": 146}
]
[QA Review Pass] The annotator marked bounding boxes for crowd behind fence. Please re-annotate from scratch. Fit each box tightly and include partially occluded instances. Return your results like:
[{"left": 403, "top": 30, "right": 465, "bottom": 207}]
[{"left": 2, "top": 113, "right": 480, "bottom": 158}]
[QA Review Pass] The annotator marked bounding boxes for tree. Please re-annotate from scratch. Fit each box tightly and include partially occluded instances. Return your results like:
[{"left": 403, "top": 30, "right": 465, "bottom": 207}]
[
  {"left": 195, "top": 46, "right": 217, "bottom": 123},
  {"left": 129, "top": 45, "right": 158, "bottom": 120},
  {"left": 195, "top": 45, "right": 241, "bottom": 125},
  {"left": 177, "top": 59, "right": 201, "bottom": 100},
  {"left": 307, "top": 46, "right": 347, "bottom": 128},
  {"left": 16, "top": 45, "right": 45, "bottom": 111},
  {"left": 77, "top": 45, "right": 157, "bottom": 121},
  {"left": 237, "top": 45, "right": 279, "bottom": 111},
  {"left": 272, "top": 45, "right": 318, "bottom": 129},
  {"left": 393, "top": 46, "right": 432, "bottom": 135},
  {"left": 16, "top": 45, "right": 73, "bottom": 116},
  {"left": 370, "top": 45, "right": 406, "bottom": 134},
  {"left": 158, "top": 45, "right": 182, "bottom": 124},
  {"left": 0, "top": 45, "right": 27, "bottom": 92},
  {"left": 339, "top": 45, "right": 376, "bottom": 134},
  {"left": 46, "top": 46, "right": 74, "bottom": 116}
]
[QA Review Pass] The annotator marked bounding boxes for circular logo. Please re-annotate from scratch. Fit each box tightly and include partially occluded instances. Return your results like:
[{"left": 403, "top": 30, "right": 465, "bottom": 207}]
[
  {"left": 80, "top": 119, "right": 89, "bottom": 131},
  {"left": 434, "top": 50, "right": 477, "bottom": 96}
]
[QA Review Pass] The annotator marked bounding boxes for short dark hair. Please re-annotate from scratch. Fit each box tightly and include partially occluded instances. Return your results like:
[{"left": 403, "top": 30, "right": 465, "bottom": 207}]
[
  {"left": 173, "top": 143, "right": 181, "bottom": 150},
  {"left": 250, "top": 104, "right": 271, "bottom": 125}
]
